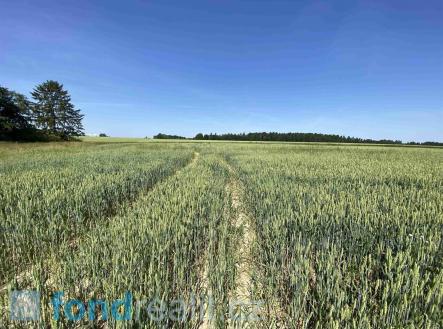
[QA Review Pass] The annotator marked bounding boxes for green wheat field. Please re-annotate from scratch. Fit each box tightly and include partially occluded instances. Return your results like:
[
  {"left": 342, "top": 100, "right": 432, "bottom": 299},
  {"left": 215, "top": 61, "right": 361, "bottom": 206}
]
[{"left": 0, "top": 139, "right": 442, "bottom": 328}]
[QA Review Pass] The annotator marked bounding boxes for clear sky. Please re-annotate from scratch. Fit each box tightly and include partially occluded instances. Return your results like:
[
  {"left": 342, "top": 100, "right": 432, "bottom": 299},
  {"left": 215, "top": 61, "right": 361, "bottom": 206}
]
[{"left": 1, "top": 0, "right": 442, "bottom": 141}]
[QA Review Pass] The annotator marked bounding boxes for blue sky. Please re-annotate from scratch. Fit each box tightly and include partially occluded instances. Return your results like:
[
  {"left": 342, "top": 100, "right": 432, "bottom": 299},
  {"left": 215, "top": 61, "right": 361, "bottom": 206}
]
[{"left": 1, "top": 0, "right": 442, "bottom": 141}]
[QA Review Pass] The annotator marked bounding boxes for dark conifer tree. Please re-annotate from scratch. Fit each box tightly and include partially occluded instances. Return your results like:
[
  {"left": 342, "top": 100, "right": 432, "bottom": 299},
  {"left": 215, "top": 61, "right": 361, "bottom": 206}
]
[{"left": 31, "top": 80, "right": 84, "bottom": 138}]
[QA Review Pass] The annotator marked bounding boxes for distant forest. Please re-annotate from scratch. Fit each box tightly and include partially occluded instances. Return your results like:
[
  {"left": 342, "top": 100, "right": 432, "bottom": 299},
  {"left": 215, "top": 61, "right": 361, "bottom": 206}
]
[
  {"left": 153, "top": 133, "right": 186, "bottom": 140},
  {"left": 195, "top": 132, "right": 443, "bottom": 146},
  {"left": 155, "top": 132, "right": 442, "bottom": 146}
]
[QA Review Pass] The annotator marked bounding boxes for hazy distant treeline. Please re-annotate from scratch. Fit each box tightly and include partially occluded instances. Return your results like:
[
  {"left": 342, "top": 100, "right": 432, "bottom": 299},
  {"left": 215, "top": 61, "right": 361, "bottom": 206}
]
[
  {"left": 153, "top": 133, "right": 186, "bottom": 140},
  {"left": 192, "top": 132, "right": 442, "bottom": 146}
]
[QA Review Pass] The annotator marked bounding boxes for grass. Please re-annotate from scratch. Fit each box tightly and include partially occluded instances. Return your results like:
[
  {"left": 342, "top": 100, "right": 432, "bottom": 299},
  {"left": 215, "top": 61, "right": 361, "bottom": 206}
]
[
  {"left": 0, "top": 140, "right": 441, "bottom": 328},
  {"left": 80, "top": 136, "right": 152, "bottom": 143},
  {"left": 231, "top": 145, "right": 443, "bottom": 328}
]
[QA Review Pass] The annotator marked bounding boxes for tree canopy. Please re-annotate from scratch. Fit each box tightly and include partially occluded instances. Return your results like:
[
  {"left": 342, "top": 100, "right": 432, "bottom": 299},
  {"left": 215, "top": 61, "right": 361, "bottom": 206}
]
[
  {"left": 32, "top": 80, "right": 84, "bottom": 138},
  {"left": 153, "top": 133, "right": 186, "bottom": 139},
  {"left": 0, "top": 81, "right": 84, "bottom": 141},
  {"left": 0, "top": 87, "right": 31, "bottom": 135},
  {"left": 193, "top": 132, "right": 442, "bottom": 146}
]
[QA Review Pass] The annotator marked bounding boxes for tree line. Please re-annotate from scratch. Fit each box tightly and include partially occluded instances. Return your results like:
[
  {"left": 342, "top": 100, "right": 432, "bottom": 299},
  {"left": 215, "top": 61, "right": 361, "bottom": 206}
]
[
  {"left": 0, "top": 81, "right": 84, "bottom": 141},
  {"left": 153, "top": 133, "right": 186, "bottom": 140},
  {"left": 193, "top": 132, "right": 442, "bottom": 146}
]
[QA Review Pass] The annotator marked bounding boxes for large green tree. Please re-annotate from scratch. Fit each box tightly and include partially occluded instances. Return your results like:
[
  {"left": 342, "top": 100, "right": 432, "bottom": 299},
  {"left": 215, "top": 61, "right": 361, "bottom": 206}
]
[
  {"left": 31, "top": 80, "right": 84, "bottom": 138},
  {"left": 0, "top": 86, "right": 32, "bottom": 135}
]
